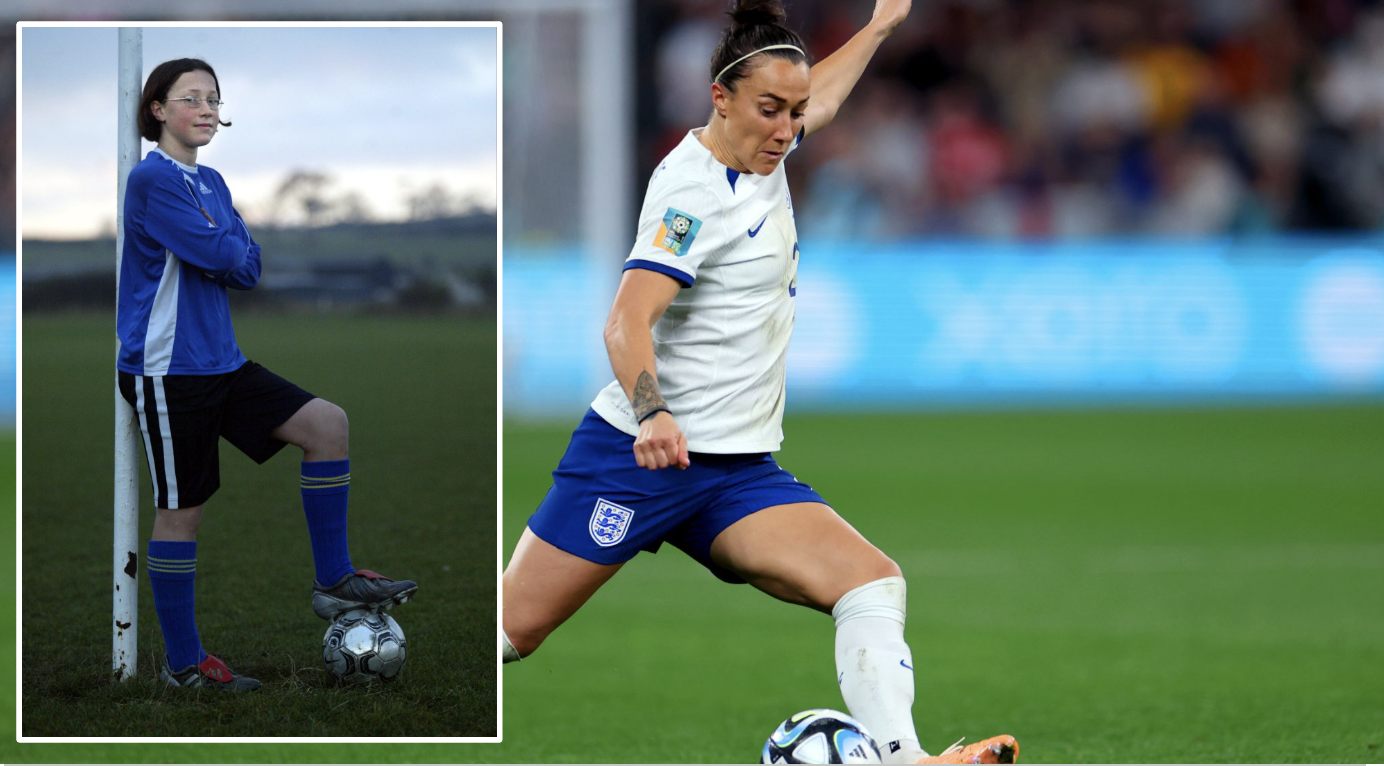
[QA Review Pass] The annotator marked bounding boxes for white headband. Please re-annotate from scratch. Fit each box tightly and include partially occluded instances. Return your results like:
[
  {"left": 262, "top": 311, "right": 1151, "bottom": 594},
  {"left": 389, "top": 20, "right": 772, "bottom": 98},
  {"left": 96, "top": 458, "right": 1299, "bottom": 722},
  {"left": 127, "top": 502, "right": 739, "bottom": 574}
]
[{"left": 713, "top": 44, "right": 806, "bottom": 84}]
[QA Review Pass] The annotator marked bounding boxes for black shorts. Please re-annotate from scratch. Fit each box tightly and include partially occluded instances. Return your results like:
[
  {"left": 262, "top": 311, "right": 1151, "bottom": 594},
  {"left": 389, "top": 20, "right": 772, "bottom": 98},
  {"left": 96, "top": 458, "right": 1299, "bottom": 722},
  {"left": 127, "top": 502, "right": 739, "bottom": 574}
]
[{"left": 118, "top": 360, "right": 317, "bottom": 509}]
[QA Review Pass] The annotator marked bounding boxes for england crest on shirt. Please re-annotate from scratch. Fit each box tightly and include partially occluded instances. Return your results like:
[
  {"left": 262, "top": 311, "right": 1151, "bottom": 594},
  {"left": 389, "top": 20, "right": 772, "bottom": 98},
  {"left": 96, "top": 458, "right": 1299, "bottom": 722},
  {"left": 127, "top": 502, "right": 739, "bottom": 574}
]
[{"left": 589, "top": 498, "right": 635, "bottom": 547}]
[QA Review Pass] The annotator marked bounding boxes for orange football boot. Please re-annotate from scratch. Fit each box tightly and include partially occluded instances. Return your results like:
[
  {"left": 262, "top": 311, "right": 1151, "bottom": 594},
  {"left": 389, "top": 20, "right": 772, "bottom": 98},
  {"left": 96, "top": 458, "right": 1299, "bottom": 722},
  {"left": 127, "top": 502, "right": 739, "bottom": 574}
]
[{"left": 917, "top": 735, "right": 1019, "bottom": 764}]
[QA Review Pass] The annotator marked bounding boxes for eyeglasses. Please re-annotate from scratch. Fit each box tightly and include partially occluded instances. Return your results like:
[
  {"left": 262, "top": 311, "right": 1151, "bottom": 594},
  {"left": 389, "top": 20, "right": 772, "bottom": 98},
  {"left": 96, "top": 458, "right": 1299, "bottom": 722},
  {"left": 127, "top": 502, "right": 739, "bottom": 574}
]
[{"left": 164, "top": 96, "right": 224, "bottom": 110}]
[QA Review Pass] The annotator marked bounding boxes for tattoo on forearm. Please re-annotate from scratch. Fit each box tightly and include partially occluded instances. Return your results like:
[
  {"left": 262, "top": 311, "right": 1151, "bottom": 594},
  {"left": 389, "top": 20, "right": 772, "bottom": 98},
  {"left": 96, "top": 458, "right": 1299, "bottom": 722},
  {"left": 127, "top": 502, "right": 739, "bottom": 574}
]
[{"left": 632, "top": 370, "right": 669, "bottom": 422}]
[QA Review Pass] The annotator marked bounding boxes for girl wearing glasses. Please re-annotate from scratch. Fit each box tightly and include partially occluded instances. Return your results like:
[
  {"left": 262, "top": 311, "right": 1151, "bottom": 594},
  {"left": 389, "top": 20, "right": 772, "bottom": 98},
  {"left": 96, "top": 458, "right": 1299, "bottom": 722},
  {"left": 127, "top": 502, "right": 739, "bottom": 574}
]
[
  {"left": 118, "top": 58, "right": 417, "bottom": 690},
  {"left": 501, "top": 1, "right": 1016, "bottom": 762}
]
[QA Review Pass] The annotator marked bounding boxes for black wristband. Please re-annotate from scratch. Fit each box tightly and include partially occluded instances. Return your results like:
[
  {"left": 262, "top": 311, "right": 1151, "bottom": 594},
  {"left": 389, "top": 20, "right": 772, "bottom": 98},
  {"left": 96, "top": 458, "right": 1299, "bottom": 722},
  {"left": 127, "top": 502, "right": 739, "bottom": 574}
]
[{"left": 637, "top": 406, "right": 671, "bottom": 424}]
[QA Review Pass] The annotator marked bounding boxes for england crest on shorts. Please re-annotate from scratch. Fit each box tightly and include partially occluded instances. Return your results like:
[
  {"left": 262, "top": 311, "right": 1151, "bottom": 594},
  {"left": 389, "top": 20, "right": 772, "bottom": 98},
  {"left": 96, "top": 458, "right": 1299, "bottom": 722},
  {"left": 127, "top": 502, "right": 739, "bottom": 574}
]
[{"left": 589, "top": 498, "right": 635, "bottom": 547}]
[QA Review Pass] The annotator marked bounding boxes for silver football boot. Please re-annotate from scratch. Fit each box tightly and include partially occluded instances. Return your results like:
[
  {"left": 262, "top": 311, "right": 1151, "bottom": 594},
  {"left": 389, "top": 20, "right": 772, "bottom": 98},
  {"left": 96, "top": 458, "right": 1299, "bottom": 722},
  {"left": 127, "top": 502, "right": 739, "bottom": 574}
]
[{"left": 312, "top": 569, "right": 418, "bottom": 620}]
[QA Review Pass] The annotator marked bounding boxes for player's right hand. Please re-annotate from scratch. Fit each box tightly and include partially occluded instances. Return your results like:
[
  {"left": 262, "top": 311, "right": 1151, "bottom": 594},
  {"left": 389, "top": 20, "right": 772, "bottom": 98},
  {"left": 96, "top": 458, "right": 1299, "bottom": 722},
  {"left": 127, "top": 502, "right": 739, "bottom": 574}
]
[
  {"left": 634, "top": 411, "right": 690, "bottom": 470},
  {"left": 872, "top": 0, "right": 911, "bottom": 34}
]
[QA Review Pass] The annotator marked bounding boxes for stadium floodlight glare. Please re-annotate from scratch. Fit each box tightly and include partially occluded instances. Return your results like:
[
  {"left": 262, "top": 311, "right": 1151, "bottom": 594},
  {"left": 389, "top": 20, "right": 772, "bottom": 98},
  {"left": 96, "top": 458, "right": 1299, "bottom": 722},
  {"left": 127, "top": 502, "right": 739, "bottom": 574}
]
[{"left": 113, "top": 26, "right": 142, "bottom": 682}]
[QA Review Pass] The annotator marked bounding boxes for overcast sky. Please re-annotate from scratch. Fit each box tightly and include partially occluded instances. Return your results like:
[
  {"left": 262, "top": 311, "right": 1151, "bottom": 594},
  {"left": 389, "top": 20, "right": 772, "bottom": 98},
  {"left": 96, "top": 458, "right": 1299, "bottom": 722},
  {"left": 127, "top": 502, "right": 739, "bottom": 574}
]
[{"left": 20, "top": 24, "right": 499, "bottom": 239}]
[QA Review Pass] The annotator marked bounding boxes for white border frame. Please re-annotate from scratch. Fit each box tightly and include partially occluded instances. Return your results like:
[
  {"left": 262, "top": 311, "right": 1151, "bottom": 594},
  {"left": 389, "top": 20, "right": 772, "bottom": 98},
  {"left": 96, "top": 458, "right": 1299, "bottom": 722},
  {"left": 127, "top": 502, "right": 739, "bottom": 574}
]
[{"left": 15, "top": 19, "right": 504, "bottom": 745}]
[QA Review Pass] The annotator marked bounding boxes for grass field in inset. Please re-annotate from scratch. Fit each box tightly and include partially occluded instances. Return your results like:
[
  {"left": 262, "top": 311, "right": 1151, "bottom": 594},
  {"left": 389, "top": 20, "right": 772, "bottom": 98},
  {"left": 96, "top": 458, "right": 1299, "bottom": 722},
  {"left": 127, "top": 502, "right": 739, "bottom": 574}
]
[
  {"left": 17, "top": 312, "right": 496, "bottom": 742},
  {"left": 498, "top": 405, "right": 1384, "bottom": 764}
]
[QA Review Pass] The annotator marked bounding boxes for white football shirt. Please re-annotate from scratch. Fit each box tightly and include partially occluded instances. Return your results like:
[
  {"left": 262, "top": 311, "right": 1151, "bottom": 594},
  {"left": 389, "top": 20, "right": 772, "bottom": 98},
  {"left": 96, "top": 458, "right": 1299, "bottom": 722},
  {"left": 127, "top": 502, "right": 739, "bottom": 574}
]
[{"left": 591, "top": 127, "right": 803, "bottom": 453}]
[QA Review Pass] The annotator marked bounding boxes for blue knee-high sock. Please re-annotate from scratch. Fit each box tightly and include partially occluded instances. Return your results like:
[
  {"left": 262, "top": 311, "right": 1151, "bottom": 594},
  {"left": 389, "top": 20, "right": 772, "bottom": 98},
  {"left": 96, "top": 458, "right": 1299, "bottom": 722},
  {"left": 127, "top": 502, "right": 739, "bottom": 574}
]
[
  {"left": 147, "top": 540, "right": 206, "bottom": 670},
  {"left": 301, "top": 459, "right": 355, "bottom": 586}
]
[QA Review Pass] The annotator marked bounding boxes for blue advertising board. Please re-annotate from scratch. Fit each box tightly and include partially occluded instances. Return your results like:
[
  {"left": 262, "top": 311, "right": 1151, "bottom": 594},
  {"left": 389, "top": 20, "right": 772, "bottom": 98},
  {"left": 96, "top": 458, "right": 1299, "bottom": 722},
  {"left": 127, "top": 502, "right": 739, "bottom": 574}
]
[{"left": 503, "top": 239, "right": 1384, "bottom": 416}]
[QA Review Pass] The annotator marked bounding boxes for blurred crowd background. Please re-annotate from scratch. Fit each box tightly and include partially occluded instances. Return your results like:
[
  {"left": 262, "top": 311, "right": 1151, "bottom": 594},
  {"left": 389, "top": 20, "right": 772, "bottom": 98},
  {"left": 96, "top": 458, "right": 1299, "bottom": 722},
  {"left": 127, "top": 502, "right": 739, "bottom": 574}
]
[
  {"left": 638, "top": 0, "right": 1384, "bottom": 240},
  {"left": 508, "top": 0, "right": 1384, "bottom": 413}
]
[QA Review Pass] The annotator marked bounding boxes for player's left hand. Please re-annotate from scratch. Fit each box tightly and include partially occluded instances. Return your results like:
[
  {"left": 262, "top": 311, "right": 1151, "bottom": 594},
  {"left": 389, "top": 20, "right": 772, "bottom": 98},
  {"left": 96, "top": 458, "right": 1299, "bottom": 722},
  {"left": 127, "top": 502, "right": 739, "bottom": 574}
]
[{"left": 871, "top": 0, "right": 911, "bottom": 35}]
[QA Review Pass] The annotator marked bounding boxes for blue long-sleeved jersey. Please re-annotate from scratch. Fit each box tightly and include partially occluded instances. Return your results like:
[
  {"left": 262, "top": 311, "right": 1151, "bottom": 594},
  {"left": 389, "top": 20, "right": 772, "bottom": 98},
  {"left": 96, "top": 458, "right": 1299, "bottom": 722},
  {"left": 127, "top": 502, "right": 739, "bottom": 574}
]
[{"left": 117, "top": 149, "right": 261, "bottom": 375}]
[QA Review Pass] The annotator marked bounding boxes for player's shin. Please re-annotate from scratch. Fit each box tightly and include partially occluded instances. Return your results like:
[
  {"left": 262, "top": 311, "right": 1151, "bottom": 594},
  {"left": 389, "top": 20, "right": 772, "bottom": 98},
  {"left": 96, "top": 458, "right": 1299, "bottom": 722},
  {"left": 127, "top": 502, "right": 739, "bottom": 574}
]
[
  {"left": 833, "top": 576, "right": 926, "bottom": 763},
  {"left": 301, "top": 459, "right": 354, "bottom": 586},
  {"left": 147, "top": 539, "right": 206, "bottom": 670}
]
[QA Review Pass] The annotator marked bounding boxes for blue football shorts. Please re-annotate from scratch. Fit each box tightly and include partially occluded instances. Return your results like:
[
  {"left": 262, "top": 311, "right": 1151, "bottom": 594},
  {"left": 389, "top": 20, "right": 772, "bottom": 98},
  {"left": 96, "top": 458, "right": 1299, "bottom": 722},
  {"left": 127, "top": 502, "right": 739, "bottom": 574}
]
[{"left": 526, "top": 409, "right": 828, "bottom": 583}]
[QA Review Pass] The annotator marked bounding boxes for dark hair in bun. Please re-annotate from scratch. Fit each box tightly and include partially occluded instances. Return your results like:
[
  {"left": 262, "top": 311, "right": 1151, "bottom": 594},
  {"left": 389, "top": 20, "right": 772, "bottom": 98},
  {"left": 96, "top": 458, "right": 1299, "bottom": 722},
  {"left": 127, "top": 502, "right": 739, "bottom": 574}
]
[{"left": 709, "top": 0, "right": 809, "bottom": 90}]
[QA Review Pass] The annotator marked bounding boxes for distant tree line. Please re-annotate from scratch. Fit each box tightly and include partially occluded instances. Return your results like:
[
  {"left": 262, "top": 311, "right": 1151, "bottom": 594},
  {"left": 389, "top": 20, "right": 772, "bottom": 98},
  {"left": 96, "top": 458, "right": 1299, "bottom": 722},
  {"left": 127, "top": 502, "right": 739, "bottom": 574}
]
[{"left": 264, "top": 170, "right": 492, "bottom": 228}]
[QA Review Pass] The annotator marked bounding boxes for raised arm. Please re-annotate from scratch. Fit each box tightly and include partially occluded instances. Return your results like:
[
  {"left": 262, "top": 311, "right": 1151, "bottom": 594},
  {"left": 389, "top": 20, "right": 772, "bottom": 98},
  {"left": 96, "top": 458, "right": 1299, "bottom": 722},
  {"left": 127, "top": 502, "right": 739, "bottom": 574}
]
[
  {"left": 802, "top": 0, "right": 911, "bottom": 137},
  {"left": 604, "top": 268, "right": 689, "bottom": 470}
]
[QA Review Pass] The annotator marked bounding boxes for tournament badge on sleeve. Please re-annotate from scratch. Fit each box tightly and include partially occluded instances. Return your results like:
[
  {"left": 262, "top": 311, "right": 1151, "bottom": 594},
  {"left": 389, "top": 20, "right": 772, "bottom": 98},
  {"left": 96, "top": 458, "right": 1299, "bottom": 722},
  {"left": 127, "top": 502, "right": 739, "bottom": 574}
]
[
  {"left": 589, "top": 498, "right": 635, "bottom": 547},
  {"left": 653, "top": 207, "right": 702, "bottom": 256}
]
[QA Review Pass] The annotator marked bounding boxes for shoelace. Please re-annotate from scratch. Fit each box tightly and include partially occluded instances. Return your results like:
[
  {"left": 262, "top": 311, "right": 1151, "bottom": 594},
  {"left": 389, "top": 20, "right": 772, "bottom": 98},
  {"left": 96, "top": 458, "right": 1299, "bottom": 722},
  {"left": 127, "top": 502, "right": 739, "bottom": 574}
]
[{"left": 939, "top": 737, "right": 967, "bottom": 755}]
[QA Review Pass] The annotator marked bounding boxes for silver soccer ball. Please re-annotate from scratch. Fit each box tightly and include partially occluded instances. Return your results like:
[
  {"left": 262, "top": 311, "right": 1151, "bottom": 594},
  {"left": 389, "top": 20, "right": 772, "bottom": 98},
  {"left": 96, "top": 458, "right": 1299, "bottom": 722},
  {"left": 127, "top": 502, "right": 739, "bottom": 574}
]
[{"left": 322, "top": 608, "right": 407, "bottom": 683}]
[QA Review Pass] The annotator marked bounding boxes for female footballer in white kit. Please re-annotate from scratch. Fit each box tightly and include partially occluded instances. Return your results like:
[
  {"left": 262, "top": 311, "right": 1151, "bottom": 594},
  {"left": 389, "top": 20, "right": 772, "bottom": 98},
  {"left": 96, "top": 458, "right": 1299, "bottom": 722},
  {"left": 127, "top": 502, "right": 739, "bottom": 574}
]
[{"left": 503, "top": 1, "right": 1017, "bottom": 762}]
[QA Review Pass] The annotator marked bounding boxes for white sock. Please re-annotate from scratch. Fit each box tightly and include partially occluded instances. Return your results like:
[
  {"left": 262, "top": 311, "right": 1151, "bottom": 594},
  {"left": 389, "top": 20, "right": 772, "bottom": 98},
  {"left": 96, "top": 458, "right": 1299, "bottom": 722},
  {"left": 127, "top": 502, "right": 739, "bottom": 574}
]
[
  {"left": 501, "top": 630, "right": 521, "bottom": 664},
  {"left": 833, "top": 576, "right": 927, "bottom": 763}
]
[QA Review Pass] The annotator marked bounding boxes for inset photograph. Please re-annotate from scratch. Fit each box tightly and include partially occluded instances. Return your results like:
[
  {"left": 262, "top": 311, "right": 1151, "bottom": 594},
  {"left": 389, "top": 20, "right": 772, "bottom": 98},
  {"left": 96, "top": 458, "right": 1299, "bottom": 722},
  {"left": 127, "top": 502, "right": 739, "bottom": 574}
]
[{"left": 19, "top": 22, "right": 498, "bottom": 739}]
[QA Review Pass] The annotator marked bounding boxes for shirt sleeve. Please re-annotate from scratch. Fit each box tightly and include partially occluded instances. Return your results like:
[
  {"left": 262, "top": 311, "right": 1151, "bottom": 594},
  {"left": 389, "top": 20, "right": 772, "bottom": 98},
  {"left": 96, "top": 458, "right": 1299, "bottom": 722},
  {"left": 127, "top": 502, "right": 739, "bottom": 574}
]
[
  {"left": 623, "top": 181, "right": 729, "bottom": 288},
  {"left": 142, "top": 172, "right": 253, "bottom": 276},
  {"left": 211, "top": 208, "right": 262, "bottom": 290}
]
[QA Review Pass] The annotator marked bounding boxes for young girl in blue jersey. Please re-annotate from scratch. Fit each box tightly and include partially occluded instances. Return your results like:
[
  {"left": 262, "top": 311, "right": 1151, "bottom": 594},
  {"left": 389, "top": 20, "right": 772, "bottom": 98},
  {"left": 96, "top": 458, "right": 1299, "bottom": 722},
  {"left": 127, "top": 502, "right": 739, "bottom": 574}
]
[
  {"left": 118, "top": 58, "right": 416, "bottom": 690},
  {"left": 501, "top": 1, "right": 1017, "bottom": 762}
]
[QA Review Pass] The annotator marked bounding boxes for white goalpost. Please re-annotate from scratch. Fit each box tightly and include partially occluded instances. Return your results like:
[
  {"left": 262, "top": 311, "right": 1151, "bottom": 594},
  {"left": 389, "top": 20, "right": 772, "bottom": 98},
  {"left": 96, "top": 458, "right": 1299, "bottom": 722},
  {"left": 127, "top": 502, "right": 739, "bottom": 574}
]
[{"left": 113, "top": 26, "right": 142, "bottom": 682}]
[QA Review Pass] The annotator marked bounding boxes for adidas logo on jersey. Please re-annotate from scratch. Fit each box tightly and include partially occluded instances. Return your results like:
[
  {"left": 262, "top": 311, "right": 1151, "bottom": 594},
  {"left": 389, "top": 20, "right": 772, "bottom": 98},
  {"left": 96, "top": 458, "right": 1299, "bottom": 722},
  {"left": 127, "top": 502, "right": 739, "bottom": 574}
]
[{"left": 198, "top": 181, "right": 212, "bottom": 194}]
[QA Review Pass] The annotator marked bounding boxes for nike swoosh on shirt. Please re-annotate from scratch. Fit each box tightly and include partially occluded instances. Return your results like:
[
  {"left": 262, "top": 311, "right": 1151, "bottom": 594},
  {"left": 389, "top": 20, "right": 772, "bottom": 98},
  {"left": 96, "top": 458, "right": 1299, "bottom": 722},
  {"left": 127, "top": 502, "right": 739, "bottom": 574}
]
[{"left": 748, "top": 215, "right": 768, "bottom": 237}]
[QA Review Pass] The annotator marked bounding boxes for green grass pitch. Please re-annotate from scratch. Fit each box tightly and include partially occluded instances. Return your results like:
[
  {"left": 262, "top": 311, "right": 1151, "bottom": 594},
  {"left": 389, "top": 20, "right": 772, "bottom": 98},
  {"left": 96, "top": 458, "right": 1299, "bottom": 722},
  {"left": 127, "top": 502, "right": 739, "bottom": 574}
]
[
  {"left": 11, "top": 310, "right": 1384, "bottom": 762},
  {"left": 498, "top": 405, "right": 1384, "bottom": 764},
  {"left": 13, "top": 313, "right": 496, "bottom": 755}
]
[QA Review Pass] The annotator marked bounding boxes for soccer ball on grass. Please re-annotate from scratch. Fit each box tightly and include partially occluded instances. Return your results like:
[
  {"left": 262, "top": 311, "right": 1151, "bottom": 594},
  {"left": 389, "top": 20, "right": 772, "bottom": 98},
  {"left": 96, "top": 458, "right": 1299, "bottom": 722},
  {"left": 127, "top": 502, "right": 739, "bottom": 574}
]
[
  {"left": 322, "top": 608, "right": 407, "bottom": 683},
  {"left": 761, "top": 709, "right": 882, "bottom": 764}
]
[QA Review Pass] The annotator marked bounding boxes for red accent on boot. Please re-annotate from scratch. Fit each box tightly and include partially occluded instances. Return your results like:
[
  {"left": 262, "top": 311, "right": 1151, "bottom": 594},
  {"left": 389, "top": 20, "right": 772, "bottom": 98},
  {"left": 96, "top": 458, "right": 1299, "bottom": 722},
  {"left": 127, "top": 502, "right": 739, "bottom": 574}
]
[
  {"left": 198, "top": 655, "right": 232, "bottom": 683},
  {"left": 354, "top": 569, "right": 392, "bottom": 581}
]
